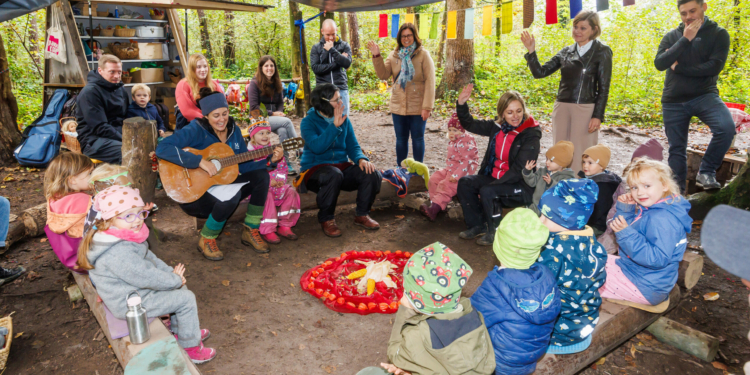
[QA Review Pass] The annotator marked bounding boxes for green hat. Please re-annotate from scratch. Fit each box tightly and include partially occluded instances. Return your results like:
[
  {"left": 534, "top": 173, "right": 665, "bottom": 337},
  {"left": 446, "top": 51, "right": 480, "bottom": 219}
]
[
  {"left": 402, "top": 242, "right": 473, "bottom": 315},
  {"left": 494, "top": 208, "right": 550, "bottom": 270}
]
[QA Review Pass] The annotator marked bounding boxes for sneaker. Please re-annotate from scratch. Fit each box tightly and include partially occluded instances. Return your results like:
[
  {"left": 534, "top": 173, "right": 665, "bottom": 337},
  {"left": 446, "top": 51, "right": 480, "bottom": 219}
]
[
  {"left": 175, "top": 329, "right": 211, "bottom": 342},
  {"left": 476, "top": 232, "right": 495, "bottom": 246},
  {"left": 697, "top": 173, "right": 721, "bottom": 190},
  {"left": 242, "top": 224, "right": 269, "bottom": 253},
  {"left": 197, "top": 237, "right": 224, "bottom": 261},
  {"left": 184, "top": 342, "right": 217, "bottom": 364},
  {"left": 0, "top": 266, "right": 25, "bottom": 286},
  {"left": 277, "top": 227, "right": 298, "bottom": 240},
  {"left": 287, "top": 164, "right": 298, "bottom": 177},
  {"left": 459, "top": 225, "right": 487, "bottom": 240},
  {"left": 262, "top": 232, "right": 281, "bottom": 244}
]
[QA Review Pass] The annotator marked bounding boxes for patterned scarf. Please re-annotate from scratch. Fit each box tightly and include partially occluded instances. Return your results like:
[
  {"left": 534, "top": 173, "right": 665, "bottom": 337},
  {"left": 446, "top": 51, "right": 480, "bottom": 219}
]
[
  {"left": 499, "top": 121, "right": 517, "bottom": 134},
  {"left": 396, "top": 44, "right": 417, "bottom": 90}
]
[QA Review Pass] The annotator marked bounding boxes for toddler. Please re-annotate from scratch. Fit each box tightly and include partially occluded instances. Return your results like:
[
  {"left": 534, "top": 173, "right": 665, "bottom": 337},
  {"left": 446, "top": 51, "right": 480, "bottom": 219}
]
[
  {"left": 78, "top": 186, "right": 216, "bottom": 363},
  {"left": 127, "top": 84, "right": 167, "bottom": 137},
  {"left": 472, "top": 208, "right": 561, "bottom": 375},
  {"left": 82, "top": 164, "right": 134, "bottom": 238},
  {"left": 523, "top": 140, "right": 576, "bottom": 215},
  {"left": 537, "top": 179, "right": 607, "bottom": 354},
  {"left": 602, "top": 158, "right": 692, "bottom": 306},
  {"left": 420, "top": 113, "right": 479, "bottom": 221},
  {"left": 247, "top": 118, "right": 300, "bottom": 244},
  {"left": 578, "top": 144, "right": 622, "bottom": 236}
]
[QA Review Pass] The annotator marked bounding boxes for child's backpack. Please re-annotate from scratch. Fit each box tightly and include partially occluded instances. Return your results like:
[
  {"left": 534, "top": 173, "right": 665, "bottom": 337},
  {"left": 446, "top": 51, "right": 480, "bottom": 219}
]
[
  {"left": 14, "top": 89, "right": 69, "bottom": 167},
  {"left": 283, "top": 82, "right": 298, "bottom": 102},
  {"left": 60, "top": 93, "right": 78, "bottom": 119},
  {"left": 154, "top": 102, "right": 169, "bottom": 130}
]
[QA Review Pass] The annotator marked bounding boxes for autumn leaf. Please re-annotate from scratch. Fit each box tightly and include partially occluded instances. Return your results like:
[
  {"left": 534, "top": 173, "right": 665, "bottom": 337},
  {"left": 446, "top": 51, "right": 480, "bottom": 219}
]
[
  {"left": 711, "top": 362, "right": 728, "bottom": 371},
  {"left": 703, "top": 292, "right": 719, "bottom": 301},
  {"left": 14, "top": 332, "right": 23, "bottom": 338},
  {"left": 630, "top": 344, "right": 638, "bottom": 358},
  {"left": 3, "top": 175, "right": 15, "bottom": 182},
  {"left": 595, "top": 357, "right": 606, "bottom": 365},
  {"left": 221, "top": 280, "right": 230, "bottom": 286},
  {"left": 40, "top": 238, "right": 47, "bottom": 243},
  {"left": 246, "top": 262, "right": 252, "bottom": 267},
  {"left": 395, "top": 215, "right": 405, "bottom": 220}
]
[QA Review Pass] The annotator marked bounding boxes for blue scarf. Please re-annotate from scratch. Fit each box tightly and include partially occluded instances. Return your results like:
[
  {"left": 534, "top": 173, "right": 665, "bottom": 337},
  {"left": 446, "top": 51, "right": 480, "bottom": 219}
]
[{"left": 396, "top": 44, "right": 417, "bottom": 90}]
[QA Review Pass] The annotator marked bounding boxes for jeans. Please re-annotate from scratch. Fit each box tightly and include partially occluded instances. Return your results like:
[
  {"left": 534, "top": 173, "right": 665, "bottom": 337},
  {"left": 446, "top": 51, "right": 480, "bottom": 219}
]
[
  {"left": 0, "top": 197, "right": 9, "bottom": 247},
  {"left": 456, "top": 174, "right": 529, "bottom": 232},
  {"left": 305, "top": 165, "right": 382, "bottom": 223},
  {"left": 392, "top": 114, "right": 426, "bottom": 166},
  {"left": 179, "top": 169, "right": 269, "bottom": 222},
  {"left": 339, "top": 89, "right": 350, "bottom": 117},
  {"left": 268, "top": 116, "right": 297, "bottom": 143},
  {"left": 662, "top": 93, "right": 736, "bottom": 192}
]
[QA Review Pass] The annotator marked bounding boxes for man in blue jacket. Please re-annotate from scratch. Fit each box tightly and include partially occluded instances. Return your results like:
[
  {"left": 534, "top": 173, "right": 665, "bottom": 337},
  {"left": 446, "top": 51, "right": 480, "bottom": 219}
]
[{"left": 299, "top": 84, "right": 381, "bottom": 237}]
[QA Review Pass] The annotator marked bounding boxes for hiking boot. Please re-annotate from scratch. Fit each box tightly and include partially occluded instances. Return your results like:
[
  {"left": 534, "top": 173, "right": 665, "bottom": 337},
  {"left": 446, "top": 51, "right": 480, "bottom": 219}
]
[
  {"left": 459, "top": 225, "right": 487, "bottom": 240},
  {"left": 0, "top": 266, "right": 25, "bottom": 286},
  {"left": 175, "top": 329, "right": 211, "bottom": 342},
  {"left": 242, "top": 224, "right": 269, "bottom": 253},
  {"left": 321, "top": 220, "right": 342, "bottom": 237},
  {"left": 278, "top": 226, "right": 298, "bottom": 240},
  {"left": 197, "top": 237, "right": 223, "bottom": 261},
  {"left": 697, "top": 173, "right": 721, "bottom": 190},
  {"left": 184, "top": 342, "right": 217, "bottom": 364},
  {"left": 420, "top": 202, "right": 442, "bottom": 222},
  {"left": 354, "top": 215, "right": 380, "bottom": 230},
  {"left": 262, "top": 232, "right": 281, "bottom": 244},
  {"left": 476, "top": 232, "right": 495, "bottom": 246}
]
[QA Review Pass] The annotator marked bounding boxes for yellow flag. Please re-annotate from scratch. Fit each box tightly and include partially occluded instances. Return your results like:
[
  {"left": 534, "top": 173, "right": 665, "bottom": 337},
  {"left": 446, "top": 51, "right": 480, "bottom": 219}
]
[
  {"left": 447, "top": 11, "right": 457, "bottom": 39},
  {"left": 404, "top": 13, "right": 415, "bottom": 25},
  {"left": 418, "top": 14, "right": 430, "bottom": 39},
  {"left": 482, "top": 5, "right": 493, "bottom": 36},
  {"left": 502, "top": 1, "right": 512, "bottom": 34}
]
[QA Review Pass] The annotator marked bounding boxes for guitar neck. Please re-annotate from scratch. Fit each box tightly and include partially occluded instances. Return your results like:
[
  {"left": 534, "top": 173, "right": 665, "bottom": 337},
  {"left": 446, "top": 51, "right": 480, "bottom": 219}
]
[{"left": 218, "top": 145, "right": 276, "bottom": 167}]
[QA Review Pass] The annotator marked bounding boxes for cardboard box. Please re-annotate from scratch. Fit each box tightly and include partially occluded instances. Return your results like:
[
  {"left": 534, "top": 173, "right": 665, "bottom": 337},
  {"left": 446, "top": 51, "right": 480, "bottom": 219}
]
[
  {"left": 162, "top": 97, "right": 177, "bottom": 114},
  {"left": 80, "top": 3, "right": 97, "bottom": 16},
  {"left": 131, "top": 68, "right": 164, "bottom": 83},
  {"left": 137, "top": 43, "right": 163, "bottom": 60}
]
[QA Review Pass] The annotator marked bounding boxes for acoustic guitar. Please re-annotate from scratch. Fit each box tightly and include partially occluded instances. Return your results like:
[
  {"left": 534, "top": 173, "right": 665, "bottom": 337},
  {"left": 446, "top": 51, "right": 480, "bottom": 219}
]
[{"left": 159, "top": 137, "right": 305, "bottom": 203}]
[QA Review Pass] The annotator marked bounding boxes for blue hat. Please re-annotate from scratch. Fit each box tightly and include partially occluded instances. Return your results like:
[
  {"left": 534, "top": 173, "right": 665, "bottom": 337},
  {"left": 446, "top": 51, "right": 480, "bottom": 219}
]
[
  {"left": 539, "top": 179, "right": 599, "bottom": 230},
  {"left": 199, "top": 92, "right": 228, "bottom": 117}
]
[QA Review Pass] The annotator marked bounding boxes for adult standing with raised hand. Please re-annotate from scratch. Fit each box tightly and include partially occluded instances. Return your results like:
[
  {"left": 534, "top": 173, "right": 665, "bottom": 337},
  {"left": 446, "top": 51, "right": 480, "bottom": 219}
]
[
  {"left": 367, "top": 23, "right": 436, "bottom": 167},
  {"left": 654, "top": 0, "right": 734, "bottom": 192},
  {"left": 175, "top": 53, "right": 225, "bottom": 130},
  {"left": 521, "top": 11, "right": 612, "bottom": 171},
  {"left": 311, "top": 19, "right": 353, "bottom": 116}
]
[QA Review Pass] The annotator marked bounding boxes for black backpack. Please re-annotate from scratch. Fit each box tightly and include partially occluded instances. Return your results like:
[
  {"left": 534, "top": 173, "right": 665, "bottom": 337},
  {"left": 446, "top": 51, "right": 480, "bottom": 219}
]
[
  {"left": 60, "top": 94, "right": 78, "bottom": 119},
  {"left": 154, "top": 103, "right": 170, "bottom": 130}
]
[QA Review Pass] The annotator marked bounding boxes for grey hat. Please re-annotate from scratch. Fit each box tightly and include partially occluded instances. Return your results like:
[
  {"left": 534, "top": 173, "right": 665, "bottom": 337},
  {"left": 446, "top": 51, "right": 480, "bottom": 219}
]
[{"left": 701, "top": 205, "right": 750, "bottom": 280}]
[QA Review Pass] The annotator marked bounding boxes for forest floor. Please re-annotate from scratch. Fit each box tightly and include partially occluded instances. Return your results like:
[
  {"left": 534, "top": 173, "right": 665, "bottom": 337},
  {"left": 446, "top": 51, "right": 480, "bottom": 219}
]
[{"left": 0, "top": 109, "right": 748, "bottom": 375}]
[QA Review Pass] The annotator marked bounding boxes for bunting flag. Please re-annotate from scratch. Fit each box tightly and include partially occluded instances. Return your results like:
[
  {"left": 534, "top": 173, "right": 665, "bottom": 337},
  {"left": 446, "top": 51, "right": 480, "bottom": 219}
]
[
  {"left": 546, "top": 0, "right": 558, "bottom": 24},
  {"left": 419, "top": 13, "right": 430, "bottom": 38},
  {"left": 482, "top": 5, "right": 493, "bottom": 36},
  {"left": 379, "top": 14, "right": 388, "bottom": 38},
  {"left": 464, "top": 8, "right": 474, "bottom": 39},
  {"left": 523, "top": 0, "right": 534, "bottom": 28},
  {"left": 447, "top": 11, "right": 457, "bottom": 39},
  {"left": 597, "top": 0, "right": 609, "bottom": 11},
  {"left": 623, "top": 0, "right": 635, "bottom": 5},
  {"left": 404, "top": 13, "right": 415, "bottom": 25},
  {"left": 570, "top": 0, "right": 582, "bottom": 18},
  {"left": 501, "top": 1, "right": 512, "bottom": 34},
  {"left": 429, "top": 12, "right": 439, "bottom": 39},
  {"left": 391, "top": 14, "right": 400, "bottom": 38}
]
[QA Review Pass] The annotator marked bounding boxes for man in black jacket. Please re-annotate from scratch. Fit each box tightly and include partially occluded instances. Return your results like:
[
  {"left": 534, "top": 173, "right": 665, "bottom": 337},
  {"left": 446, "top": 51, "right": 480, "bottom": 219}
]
[
  {"left": 75, "top": 54, "right": 129, "bottom": 164},
  {"left": 654, "top": 0, "right": 735, "bottom": 192},
  {"left": 310, "top": 19, "right": 352, "bottom": 116}
]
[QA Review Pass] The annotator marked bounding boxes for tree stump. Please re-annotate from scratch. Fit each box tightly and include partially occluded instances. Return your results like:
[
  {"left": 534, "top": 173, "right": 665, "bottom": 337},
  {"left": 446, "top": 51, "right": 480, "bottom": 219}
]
[
  {"left": 3, "top": 203, "right": 47, "bottom": 252},
  {"left": 677, "top": 252, "right": 703, "bottom": 290},
  {"left": 688, "top": 153, "right": 750, "bottom": 220},
  {"left": 646, "top": 317, "right": 720, "bottom": 362},
  {"left": 121, "top": 117, "right": 158, "bottom": 205}
]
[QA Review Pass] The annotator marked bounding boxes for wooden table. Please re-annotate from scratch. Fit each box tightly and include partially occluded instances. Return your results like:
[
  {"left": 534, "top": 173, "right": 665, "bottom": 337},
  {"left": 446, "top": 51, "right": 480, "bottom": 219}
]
[{"left": 686, "top": 149, "right": 746, "bottom": 194}]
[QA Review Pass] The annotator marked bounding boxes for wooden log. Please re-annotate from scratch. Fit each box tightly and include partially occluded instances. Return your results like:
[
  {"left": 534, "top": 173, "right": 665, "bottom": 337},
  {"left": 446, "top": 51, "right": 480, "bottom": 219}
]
[
  {"left": 645, "top": 316, "right": 719, "bottom": 362},
  {"left": 678, "top": 252, "right": 704, "bottom": 290},
  {"left": 3, "top": 203, "right": 47, "bottom": 252},
  {"left": 122, "top": 117, "right": 158, "bottom": 205},
  {"left": 534, "top": 286, "right": 681, "bottom": 375}
]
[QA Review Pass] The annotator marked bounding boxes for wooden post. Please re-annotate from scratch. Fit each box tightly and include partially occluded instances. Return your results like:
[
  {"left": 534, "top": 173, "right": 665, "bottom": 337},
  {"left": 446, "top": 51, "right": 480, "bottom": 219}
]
[
  {"left": 121, "top": 117, "right": 158, "bottom": 205},
  {"left": 646, "top": 317, "right": 720, "bottom": 362},
  {"left": 677, "top": 252, "right": 704, "bottom": 290}
]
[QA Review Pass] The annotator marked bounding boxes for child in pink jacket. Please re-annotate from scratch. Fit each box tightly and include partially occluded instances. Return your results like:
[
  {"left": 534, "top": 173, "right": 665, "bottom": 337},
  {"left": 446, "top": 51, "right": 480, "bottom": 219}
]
[{"left": 420, "top": 113, "right": 479, "bottom": 221}]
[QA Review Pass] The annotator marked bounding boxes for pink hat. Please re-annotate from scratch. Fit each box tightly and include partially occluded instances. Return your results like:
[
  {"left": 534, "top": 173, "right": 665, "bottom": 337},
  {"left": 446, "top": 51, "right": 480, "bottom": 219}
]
[
  {"left": 447, "top": 112, "right": 464, "bottom": 132},
  {"left": 248, "top": 117, "right": 271, "bottom": 139},
  {"left": 94, "top": 186, "right": 145, "bottom": 220}
]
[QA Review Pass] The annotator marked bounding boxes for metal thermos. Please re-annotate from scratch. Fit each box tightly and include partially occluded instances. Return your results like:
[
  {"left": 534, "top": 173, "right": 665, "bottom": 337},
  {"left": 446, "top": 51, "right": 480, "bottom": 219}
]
[{"left": 125, "top": 291, "right": 150, "bottom": 344}]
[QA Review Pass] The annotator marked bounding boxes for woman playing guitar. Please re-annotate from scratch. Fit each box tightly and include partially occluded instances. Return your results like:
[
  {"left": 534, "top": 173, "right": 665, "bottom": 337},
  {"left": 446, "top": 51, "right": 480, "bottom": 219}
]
[{"left": 156, "top": 88, "right": 283, "bottom": 260}]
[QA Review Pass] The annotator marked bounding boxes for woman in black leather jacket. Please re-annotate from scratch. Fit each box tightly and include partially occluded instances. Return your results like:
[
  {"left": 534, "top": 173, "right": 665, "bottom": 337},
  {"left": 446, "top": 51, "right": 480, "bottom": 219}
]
[{"left": 521, "top": 10, "right": 612, "bottom": 170}]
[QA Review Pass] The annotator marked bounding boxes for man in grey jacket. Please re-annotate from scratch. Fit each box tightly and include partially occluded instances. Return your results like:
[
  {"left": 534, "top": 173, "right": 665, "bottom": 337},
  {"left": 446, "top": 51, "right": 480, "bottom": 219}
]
[{"left": 310, "top": 19, "right": 352, "bottom": 116}]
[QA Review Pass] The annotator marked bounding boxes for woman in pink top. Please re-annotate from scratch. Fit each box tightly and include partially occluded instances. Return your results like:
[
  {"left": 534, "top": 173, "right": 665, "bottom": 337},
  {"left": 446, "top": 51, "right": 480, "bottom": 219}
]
[{"left": 175, "top": 54, "right": 225, "bottom": 128}]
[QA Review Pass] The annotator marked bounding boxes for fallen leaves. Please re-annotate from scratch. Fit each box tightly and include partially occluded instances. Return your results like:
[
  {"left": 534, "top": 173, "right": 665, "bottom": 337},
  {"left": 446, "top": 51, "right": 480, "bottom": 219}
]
[
  {"left": 213, "top": 266, "right": 221, "bottom": 270},
  {"left": 630, "top": 344, "right": 638, "bottom": 358},
  {"left": 14, "top": 332, "right": 23, "bottom": 339},
  {"left": 233, "top": 314, "right": 245, "bottom": 323},
  {"left": 246, "top": 262, "right": 252, "bottom": 267},
  {"left": 711, "top": 361, "right": 728, "bottom": 371},
  {"left": 703, "top": 292, "right": 720, "bottom": 301},
  {"left": 221, "top": 280, "right": 230, "bottom": 287},
  {"left": 595, "top": 357, "right": 606, "bottom": 365},
  {"left": 394, "top": 215, "right": 405, "bottom": 221},
  {"left": 39, "top": 238, "right": 47, "bottom": 243}
]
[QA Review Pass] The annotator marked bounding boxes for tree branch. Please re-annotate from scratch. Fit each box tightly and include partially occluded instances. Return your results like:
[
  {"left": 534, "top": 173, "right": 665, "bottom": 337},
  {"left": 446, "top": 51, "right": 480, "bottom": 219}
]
[{"left": 7, "top": 24, "right": 44, "bottom": 80}]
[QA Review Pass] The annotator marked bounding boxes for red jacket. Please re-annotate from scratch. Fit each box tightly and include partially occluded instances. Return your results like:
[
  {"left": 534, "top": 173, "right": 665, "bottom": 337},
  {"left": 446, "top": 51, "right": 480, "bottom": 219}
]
[{"left": 492, "top": 117, "right": 539, "bottom": 180}]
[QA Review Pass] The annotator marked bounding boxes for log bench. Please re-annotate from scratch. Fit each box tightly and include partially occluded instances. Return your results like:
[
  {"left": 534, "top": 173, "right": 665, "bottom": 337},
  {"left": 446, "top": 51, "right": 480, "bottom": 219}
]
[{"left": 686, "top": 149, "right": 746, "bottom": 194}]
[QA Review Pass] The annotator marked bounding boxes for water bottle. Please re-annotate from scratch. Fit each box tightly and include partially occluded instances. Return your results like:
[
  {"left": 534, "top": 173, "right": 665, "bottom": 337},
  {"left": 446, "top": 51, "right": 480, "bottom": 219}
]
[
  {"left": 125, "top": 291, "right": 150, "bottom": 344},
  {"left": 114, "top": 6, "right": 119, "bottom": 18}
]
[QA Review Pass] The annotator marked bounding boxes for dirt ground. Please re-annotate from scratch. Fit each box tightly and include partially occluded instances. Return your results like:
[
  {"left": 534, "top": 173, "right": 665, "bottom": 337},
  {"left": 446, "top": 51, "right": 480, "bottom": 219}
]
[{"left": 1, "top": 108, "right": 748, "bottom": 375}]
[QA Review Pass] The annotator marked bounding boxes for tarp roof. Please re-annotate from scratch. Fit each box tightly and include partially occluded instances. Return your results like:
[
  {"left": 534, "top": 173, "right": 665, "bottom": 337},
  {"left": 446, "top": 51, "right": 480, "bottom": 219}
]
[
  {"left": 0, "top": 0, "right": 57, "bottom": 23},
  {"left": 293, "top": 0, "right": 442, "bottom": 12}
]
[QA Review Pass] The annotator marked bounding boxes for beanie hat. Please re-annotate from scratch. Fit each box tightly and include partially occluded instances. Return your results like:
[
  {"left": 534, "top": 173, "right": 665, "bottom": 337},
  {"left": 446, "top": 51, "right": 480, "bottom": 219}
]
[
  {"left": 447, "top": 112, "right": 465, "bottom": 132},
  {"left": 198, "top": 92, "right": 228, "bottom": 117},
  {"left": 546, "top": 141, "right": 574, "bottom": 168},
  {"left": 93, "top": 186, "right": 145, "bottom": 220},
  {"left": 248, "top": 117, "right": 271, "bottom": 139},
  {"left": 631, "top": 138, "right": 664, "bottom": 162},
  {"left": 402, "top": 242, "right": 472, "bottom": 315},
  {"left": 583, "top": 144, "right": 611, "bottom": 169},
  {"left": 494, "top": 208, "right": 550, "bottom": 269},
  {"left": 539, "top": 179, "right": 599, "bottom": 230}
]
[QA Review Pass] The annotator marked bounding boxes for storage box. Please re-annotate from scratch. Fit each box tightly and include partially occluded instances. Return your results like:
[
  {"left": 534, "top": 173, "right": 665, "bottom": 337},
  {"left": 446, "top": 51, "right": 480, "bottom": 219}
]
[
  {"left": 135, "top": 25, "right": 165, "bottom": 38},
  {"left": 137, "top": 43, "right": 163, "bottom": 60},
  {"left": 162, "top": 97, "right": 177, "bottom": 114},
  {"left": 131, "top": 68, "right": 164, "bottom": 83},
  {"left": 80, "top": 3, "right": 97, "bottom": 16}
]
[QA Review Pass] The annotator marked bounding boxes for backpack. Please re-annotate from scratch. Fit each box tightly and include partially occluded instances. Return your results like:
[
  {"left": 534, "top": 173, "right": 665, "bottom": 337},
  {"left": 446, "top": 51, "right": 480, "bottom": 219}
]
[
  {"left": 14, "top": 89, "right": 69, "bottom": 167},
  {"left": 283, "top": 82, "right": 298, "bottom": 102},
  {"left": 60, "top": 94, "right": 78, "bottom": 119},
  {"left": 174, "top": 106, "right": 189, "bottom": 131},
  {"left": 154, "top": 102, "right": 170, "bottom": 131}
]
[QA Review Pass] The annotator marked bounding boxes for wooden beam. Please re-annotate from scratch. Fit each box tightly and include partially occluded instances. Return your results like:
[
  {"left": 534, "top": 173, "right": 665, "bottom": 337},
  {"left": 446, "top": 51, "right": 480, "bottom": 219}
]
[
  {"left": 92, "top": 0, "right": 271, "bottom": 12},
  {"left": 168, "top": 9, "right": 188, "bottom": 74},
  {"left": 645, "top": 317, "right": 719, "bottom": 362},
  {"left": 46, "top": 0, "right": 89, "bottom": 86}
]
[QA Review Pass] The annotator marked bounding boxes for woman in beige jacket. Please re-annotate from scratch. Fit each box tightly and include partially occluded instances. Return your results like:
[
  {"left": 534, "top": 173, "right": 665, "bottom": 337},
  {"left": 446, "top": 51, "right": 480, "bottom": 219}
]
[{"left": 367, "top": 23, "right": 436, "bottom": 166}]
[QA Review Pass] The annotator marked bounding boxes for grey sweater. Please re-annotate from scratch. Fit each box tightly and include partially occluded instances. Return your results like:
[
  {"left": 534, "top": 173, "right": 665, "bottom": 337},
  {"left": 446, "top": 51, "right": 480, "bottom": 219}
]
[
  {"left": 523, "top": 167, "right": 576, "bottom": 215},
  {"left": 87, "top": 232, "right": 181, "bottom": 318}
]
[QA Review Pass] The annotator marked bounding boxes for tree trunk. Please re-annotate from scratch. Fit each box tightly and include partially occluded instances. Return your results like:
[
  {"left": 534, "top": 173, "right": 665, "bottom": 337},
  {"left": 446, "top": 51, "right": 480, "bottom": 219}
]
[
  {"left": 223, "top": 11, "right": 236, "bottom": 68},
  {"left": 196, "top": 9, "right": 213, "bottom": 64},
  {"left": 436, "top": 2, "right": 448, "bottom": 70},
  {"left": 289, "top": 2, "right": 310, "bottom": 117},
  {"left": 28, "top": 14, "right": 42, "bottom": 68},
  {"left": 320, "top": 11, "right": 335, "bottom": 31},
  {"left": 0, "top": 33, "right": 21, "bottom": 163},
  {"left": 122, "top": 118, "right": 158, "bottom": 205},
  {"left": 495, "top": 6, "right": 502, "bottom": 51},
  {"left": 339, "top": 12, "right": 348, "bottom": 42},
  {"left": 347, "top": 12, "right": 361, "bottom": 57},
  {"left": 646, "top": 317, "right": 720, "bottom": 362},
  {"left": 688, "top": 154, "right": 750, "bottom": 220},
  {"left": 437, "top": 0, "right": 475, "bottom": 98}
]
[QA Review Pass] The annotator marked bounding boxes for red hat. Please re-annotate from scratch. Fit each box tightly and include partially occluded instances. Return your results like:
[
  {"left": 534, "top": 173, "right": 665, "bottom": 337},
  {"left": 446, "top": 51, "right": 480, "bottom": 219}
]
[{"left": 447, "top": 112, "right": 464, "bottom": 132}]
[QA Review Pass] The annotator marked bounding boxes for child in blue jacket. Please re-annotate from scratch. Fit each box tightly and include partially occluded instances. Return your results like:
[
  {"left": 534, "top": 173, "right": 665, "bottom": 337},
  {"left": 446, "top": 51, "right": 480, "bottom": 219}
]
[
  {"left": 472, "top": 208, "right": 561, "bottom": 375},
  {"left": 603, "top": 158, "right": 692, "bottom": 305},
  {"left": 126, "top": 84, "right": 167, "bottom": 136},
  {"left": 537, "top": 179, "right": 607, "bottom": 354}
]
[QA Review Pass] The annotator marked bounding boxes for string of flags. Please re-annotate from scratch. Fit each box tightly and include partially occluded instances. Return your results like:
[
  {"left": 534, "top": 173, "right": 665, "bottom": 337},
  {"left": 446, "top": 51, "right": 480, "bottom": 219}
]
[{"left": 377, "top": 0, "right": 634, "bottom": 39}]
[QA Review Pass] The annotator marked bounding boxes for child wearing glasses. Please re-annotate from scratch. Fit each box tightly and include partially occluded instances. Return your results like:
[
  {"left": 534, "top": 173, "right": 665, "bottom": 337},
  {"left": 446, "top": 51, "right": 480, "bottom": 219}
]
[
  {"left": 77, "top": 186, "right": 217, "bottom": 364},
  {"left": 82, "top": 163, "right": 134, "bottom": 238}
]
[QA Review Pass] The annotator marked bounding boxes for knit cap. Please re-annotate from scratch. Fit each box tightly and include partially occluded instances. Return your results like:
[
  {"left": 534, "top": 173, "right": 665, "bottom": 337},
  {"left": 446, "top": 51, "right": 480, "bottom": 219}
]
[
  {"left": 631, "top": 138, "right": 664, "bottom": 162},
  {"left": 248, "top": 117, "right": 271, "bottom": 139},
  {"left": 93, "top": 186, "right": 145, "bottom": 220},
  {"left": 402, "top": 242, "right": 473, "bottom": 315},
  {"left": 546, "top": 141, "right": 574, "bottom": 168},
  {"left": 447, "top": 112, "right": 465, "bottom": 132},
  {"left": 198, "top": 91, "right": 228, "bottom": 117},
  {"left": 494, "top": 208, "right": 550, "bottom": 269},
  {"left": 583, "top": 144, "right": 611, "bottom": 169},
  {"left": 539, "top": 179, "right": 599, "bottom": 230}
]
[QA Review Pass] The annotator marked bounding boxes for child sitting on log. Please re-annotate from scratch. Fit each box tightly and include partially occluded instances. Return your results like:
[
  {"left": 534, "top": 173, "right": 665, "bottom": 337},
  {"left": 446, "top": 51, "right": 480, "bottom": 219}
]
[
  {"left": 78, "top": 186, "right": 217, "bottom": 364},
  {"left": 578, "top": 144, "right": 622, "bottom": 237},
  {"left": 126, "top": 84, "right": 167, "bottom": 138},
  {"left": 537, "top": 179, "right": 608, "bottom": 354},
  {"left": 419, "top": 112, "right": 479, "bottom": 221},
  {"left": 82, "top": 163, "right": 134, "bottom": 238},
  {"left": 602, "top": 158, "right": 692, "bottom": 306},
  {"left": 44, "top": 153, "right": 95, "bottom": 273},
  {"left": 523, "top": 140, "right": 577, "bottom": 216},
  {"left": 471, "top": 208, "right": 561, "bottom": 375}
]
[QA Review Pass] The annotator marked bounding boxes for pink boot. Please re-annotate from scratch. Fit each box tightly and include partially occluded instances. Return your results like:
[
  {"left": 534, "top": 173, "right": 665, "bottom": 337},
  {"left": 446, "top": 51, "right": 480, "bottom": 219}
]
[
  {"left": 262, "top": 232, "right": 281, "bottom": 244},
  {"left": 277, "top": 227, "right": 298, "bottom": 240},
  {"left": 420, "top": 202, "right": 442, "bottom": 222},
  {"left": 175, "top": 329, "right": 211, "bottom": 342},
  {"left": 184, "top": 342, "right": 217, "bottom": 364}
]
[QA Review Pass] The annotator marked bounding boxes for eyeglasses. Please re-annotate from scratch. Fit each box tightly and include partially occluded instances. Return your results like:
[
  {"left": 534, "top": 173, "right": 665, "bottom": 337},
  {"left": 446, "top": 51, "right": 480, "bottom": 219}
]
[
  {"left": 401, "top": 34, "right": 414, "bottom": 39},
  {"left": 321, "top": 97, "right": 343, "bottom": 103},
  {"left": 117, "top": 210, "right": 150, "bottom": 223}
]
